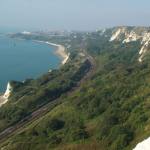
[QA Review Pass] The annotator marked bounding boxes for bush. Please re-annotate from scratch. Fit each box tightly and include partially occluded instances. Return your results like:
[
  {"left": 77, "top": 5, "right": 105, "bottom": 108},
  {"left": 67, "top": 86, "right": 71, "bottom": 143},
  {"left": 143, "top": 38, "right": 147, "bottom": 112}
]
[{"left": 48, "top": 119, "right": 65, "bottom": 131}]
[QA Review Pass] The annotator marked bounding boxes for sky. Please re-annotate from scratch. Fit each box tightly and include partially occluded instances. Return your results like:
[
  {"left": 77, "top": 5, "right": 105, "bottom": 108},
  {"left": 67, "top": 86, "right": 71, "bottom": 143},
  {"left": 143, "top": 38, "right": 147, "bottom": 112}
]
[{"left": 0, "top": 0, "right": 150, "bottom": 31}]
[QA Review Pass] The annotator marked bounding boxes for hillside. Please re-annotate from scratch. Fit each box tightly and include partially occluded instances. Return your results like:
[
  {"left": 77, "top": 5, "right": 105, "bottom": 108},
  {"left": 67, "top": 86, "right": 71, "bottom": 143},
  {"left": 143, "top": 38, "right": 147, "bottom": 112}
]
[{"left": 1, "top": 27, "right": 150, "bottom": 150}]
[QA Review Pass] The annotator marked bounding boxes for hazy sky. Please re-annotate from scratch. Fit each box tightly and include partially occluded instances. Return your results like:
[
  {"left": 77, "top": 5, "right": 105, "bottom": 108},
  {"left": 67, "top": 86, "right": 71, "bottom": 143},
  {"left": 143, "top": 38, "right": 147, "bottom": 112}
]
[{"left": 0, "top": 0, "right": 150, "bottom": 31}]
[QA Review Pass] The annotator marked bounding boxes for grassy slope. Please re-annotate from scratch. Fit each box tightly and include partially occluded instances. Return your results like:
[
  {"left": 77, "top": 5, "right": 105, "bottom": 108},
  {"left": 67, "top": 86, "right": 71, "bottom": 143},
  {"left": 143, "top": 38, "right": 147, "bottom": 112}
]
[
  {"left": 1, "top": 32, "right": 150, "bottom": 150},
  {"left": 0, "top": 52, "right": 91, "bottom": 132}
]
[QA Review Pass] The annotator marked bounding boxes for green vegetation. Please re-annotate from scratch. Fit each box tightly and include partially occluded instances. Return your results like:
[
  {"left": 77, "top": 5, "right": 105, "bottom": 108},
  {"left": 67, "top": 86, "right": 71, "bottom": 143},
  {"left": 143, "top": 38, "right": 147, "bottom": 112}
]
[
  {"left": 1, "top": 28, "right": 150, "bottom": 149},
  {"left": 0, "top": 54, "right": 91, "bottom": 132}
]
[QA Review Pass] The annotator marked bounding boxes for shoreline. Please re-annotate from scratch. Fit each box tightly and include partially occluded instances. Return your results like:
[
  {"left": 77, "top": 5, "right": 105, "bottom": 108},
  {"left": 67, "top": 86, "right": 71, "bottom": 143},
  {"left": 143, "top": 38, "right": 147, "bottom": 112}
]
[
  {"left": 8, "top": 36, "right": 69, "bottom": 65},
  {"left": 0, "top": 39, "right": 70, "bottom": 107},
  {"left": 33, "top": 40, "right": 70, "bottom": 65}
]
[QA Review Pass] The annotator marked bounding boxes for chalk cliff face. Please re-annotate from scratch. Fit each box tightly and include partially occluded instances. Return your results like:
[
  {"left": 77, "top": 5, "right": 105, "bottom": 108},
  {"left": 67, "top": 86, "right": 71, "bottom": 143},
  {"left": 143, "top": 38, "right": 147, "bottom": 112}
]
[
  {"left": 3, "top": 82, "right": 12, "bottom": 99},
  {"left": 0, "top": 83, "right": 12, "bottom": 107},
  {"left": 108, "top": 27, "right": 150, "bottom": 150},
  {"left": 109, "top": 27, "right": 150, "bottom": 62},
  {"left": 109, "top": 27, "right": 127, "bottom": 41},
  {"left": 133, "top": 137, "right": 150, "bottom": 150}
]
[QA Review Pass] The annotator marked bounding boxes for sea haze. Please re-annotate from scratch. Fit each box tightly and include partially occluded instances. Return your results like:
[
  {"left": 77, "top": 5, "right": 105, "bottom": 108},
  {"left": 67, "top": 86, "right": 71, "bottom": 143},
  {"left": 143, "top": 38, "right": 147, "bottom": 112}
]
[{"left": 0, "top": 34, "right": 62, "bottom": 92}]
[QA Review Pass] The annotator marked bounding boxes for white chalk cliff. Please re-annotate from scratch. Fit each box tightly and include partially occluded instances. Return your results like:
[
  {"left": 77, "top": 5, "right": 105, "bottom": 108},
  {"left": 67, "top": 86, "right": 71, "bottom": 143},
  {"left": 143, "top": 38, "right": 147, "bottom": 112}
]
[
  {"left": 133, "top": 137, "right": 150, "bottom": 150},
  {"left": 0, "top": 83, "right": 12, "bottom": 107},
  {"left": 109, "top": 27, "right": 150, "bottom": 62},
  {"left": 3, "top": 82, "right": 12, "bottom": 99},
  {"left": 109, "top": 28, "right": 125, "bottom": 41}
]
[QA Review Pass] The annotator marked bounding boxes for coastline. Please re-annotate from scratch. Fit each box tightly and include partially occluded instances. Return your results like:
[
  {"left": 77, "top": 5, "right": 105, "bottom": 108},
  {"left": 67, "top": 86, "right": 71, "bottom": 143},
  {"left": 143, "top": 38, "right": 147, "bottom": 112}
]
[
  {"left": 34, "top": 40, "right": 70, "bottom": 65},
  {"left": 0, "top": 39, "right": 70, "bottom": 107},
  {"left": 53, "top": 44, "right": 70, "bottom": 65},
  {"left": 11, "top": 37, "right": 69, "bottom": 65}
]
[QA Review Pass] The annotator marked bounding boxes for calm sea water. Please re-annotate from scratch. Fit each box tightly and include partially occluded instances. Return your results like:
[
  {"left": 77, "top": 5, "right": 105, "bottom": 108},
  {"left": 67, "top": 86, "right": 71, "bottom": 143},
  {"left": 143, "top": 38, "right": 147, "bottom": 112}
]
[{"left": 0, "top": 34, "right": 62, "bottom": 92}]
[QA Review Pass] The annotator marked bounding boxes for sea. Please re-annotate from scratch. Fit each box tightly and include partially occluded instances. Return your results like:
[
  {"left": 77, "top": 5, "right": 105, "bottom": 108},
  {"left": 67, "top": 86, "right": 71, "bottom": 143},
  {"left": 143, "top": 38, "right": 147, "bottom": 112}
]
[{"left": 0, "top": 28, "right": 62, "bottom": 92}]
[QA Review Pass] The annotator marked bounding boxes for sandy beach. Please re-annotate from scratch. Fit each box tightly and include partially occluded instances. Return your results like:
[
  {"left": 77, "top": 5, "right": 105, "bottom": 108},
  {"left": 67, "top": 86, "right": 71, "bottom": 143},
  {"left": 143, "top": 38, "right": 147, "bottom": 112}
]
[
  {"left": 34, "top": 40, "right": 70, "bottom": 65},
  {"left": 45, "top": 41, "right": 70, "bottom": 65},
  {"left": 54, "top": 44, "right": 70, "bottom": 65},
  {"left": 0, "top": 40, "right": 70, "bottom": 107}
]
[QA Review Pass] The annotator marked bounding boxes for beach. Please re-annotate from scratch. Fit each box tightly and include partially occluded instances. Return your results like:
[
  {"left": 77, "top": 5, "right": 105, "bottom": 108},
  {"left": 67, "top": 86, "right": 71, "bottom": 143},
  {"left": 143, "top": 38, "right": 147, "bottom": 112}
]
[
  {"left": 34, "top": 41, "right": 70, "bottom": 65},
  {"left": 0, "top": 40, "right": 69, "bottom": 107},
  {"left": 53, "top": 44, "right": 70, "bottom": 65}
]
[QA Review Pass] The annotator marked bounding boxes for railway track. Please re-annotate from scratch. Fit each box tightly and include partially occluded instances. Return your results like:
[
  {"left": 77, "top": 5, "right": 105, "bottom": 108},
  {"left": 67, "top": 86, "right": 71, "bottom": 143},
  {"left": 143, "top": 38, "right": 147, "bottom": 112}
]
[{"left": 0, "top": 52, "right": 96, "bottom": 143}]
